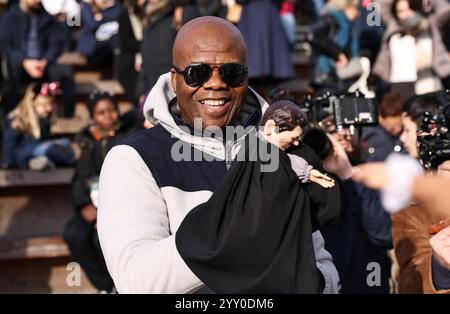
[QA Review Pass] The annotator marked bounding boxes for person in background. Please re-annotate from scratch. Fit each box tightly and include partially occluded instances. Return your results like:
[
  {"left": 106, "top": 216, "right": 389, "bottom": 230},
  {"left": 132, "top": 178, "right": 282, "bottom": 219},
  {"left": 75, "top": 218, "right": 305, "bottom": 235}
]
[
  {"left": 118, "top": 0, "right": 147, "bottom": 103},
  {"left": 236, "top": 0, "right": 294, "bottom": 95},
  {"left": 1, "top": 81, "right": 75, "bottom": 170},
  {"left": 373, "top": 0, "right": 450, "bottom": 99},
  {"left": 134, "top": 0, "right": 200, "bottom": 99},
  {"left": 280, "top": 0, "right": 297, "bottom": 45},
  {"left": 63, "top": 89, "right": 139, "bottom": 294},
  {"left": 361, "top": 92, "right": 405, "bottom": 162},
  {"left": 196, "top": 0, "right": 226, "bottom": 17},
  {"left": 390, "top": 92, "right": 448, "bottom": 293},
  {"left": 354, "top": 93, "right": 450, "bottom": 293},
  {"left": 307, "top": 0, "right": 361, "bottom": 92},
  {"left": 399, "top": 92, "right": 440, "bottom": 159},
  {"left": 0, "top": 0, "right": 76, "bottom": 116},
  {"left": 319, "top": 120, "right": 392, "bottom": 293},
  {"left": 392, "top": 158, "right": 450, "bottom": 293},
  {"left": 41, "top": 0, "right": 81, "bottom": 51},
  {"left": 77, "top": 0, "right": 122, "bottom": 66}
]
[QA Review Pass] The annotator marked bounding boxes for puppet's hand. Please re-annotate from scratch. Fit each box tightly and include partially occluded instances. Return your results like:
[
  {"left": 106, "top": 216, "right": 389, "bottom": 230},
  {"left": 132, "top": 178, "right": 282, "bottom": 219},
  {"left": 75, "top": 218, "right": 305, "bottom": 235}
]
[{"left": 309, "top": 169, "right": 335, "bottom": 188}]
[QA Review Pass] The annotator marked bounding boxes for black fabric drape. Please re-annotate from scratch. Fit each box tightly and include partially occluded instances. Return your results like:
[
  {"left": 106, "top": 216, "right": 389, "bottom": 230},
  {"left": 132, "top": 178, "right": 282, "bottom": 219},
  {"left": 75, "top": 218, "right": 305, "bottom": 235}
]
[
  {"left": 287, "top": 144, "right": 341, "bottom": 231},
  {"left": 175, "top": 137, "right": 323, "bottom": 293}
]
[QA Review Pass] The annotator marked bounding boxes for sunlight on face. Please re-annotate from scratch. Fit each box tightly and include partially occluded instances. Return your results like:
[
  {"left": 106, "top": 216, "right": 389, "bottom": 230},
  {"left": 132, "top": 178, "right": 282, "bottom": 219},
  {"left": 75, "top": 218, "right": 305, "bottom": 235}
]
[{"left": 400, "top": 114, "right": 418, "bottom": 158}]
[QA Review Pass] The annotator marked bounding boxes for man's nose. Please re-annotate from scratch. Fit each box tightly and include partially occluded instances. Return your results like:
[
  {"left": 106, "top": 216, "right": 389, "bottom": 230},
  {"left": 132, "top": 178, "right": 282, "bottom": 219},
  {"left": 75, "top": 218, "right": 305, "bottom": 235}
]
[{"left": 202, "top": 68, "right": 227, "bottom": 90}]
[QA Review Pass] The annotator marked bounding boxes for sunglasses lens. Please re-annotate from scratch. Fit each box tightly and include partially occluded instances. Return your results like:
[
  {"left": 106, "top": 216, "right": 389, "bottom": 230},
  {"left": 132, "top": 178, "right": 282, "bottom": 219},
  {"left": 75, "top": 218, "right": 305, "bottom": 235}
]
[
  {"left": 219, "top": 63, "right": 247, "bottom": 87},
  {"left": 185, "top": 64, "right": 212, "bottom": 87}
]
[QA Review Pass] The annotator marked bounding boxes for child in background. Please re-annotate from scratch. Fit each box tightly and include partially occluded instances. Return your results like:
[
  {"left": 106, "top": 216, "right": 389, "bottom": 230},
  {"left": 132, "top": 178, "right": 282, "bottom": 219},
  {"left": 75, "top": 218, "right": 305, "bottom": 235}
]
[
  {"left": 63, "top": 89, "right": 139, "bottom": 293},
  {"left": 2, "top": 81, "right": 75, "bottom": 170}
]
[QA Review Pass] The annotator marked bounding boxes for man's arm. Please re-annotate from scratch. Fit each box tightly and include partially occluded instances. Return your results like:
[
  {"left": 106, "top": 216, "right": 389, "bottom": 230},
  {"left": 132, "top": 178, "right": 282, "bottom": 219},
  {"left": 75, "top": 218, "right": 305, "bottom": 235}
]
[
  {"left": 356, "top": 183, "right": 393, "bottom": 249},
  {"left": 412, "top": 177, "right": 450, "bottom": 219},
  {"left": 97, "top": 145, "right": 203, "bottom": 293},
  {"left": 312, "top": 231, "right": 341, "bottom": 294},
  {"left": 0, "top": 12, "right": 24, "bottom": 73},
  {"left": 41, "top": 22, "right": 64, "bottom": 63}
]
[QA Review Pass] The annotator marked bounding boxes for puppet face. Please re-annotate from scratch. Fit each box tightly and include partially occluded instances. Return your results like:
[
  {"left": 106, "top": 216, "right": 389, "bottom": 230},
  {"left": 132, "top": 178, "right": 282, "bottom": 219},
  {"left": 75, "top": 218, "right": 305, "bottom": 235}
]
[{"left": 263, "top": 119, "right": 302, "bottom": 151}]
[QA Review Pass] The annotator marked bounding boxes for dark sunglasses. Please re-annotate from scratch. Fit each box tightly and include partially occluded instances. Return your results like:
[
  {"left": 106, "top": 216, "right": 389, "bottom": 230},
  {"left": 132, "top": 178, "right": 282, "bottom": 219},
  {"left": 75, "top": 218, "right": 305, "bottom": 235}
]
[{"left": 172, "top": 63, "right": 248, "bottom": 88}]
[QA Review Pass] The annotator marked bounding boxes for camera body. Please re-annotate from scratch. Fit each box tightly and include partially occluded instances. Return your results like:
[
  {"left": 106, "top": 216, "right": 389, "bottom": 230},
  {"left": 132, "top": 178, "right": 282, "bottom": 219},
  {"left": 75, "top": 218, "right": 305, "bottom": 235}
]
[
  {"left": 301, "top": 91, "right": 378, "bottom": 159},
  {"left": 418, "top": 91, "right": 450, "bottom": 170},
  {"left": 303, "top": 91, "right": 378, "bottom": 128}
]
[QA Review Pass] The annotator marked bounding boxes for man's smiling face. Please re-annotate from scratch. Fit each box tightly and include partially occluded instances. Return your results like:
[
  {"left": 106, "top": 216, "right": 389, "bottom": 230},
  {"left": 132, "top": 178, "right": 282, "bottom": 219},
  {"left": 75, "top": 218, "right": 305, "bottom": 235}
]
[{"left": 171, "top": 17, "right": 248, "bottom": 131}]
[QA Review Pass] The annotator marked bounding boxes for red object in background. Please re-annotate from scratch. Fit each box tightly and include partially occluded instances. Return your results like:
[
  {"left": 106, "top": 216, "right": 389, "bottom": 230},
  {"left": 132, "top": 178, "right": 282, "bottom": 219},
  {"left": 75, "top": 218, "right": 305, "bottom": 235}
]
[
  {"left": 362, "top": 0, "right": 372, "bottom": 9},
  {"left": 280, "top": 1, "right": 295, "bottom": 15},
  {"left": 428, "top": 217, "right": 450, "bottom": 235}
]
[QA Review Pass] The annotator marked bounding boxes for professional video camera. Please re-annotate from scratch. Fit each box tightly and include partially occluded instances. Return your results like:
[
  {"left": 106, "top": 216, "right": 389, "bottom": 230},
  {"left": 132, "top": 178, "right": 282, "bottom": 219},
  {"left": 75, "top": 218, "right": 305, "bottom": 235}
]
[
  {"left": 418, "top": 90, "right": 450, "bottom": 170},
  {"left": 301, "top": 91, "right": 379, "bottom": 159}
]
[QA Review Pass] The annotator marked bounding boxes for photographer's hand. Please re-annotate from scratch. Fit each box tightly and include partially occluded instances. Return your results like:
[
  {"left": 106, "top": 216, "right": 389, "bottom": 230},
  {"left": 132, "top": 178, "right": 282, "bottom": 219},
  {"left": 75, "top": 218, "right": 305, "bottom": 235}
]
[
  {"left": 323, "top": 134, "right": 354, "bottom": 180},
  {"left": 430, "top": 226, "right": 450, "bottom": 270},
  {"left": 335, "top": 53, "right": 348, "bottom": 68}
]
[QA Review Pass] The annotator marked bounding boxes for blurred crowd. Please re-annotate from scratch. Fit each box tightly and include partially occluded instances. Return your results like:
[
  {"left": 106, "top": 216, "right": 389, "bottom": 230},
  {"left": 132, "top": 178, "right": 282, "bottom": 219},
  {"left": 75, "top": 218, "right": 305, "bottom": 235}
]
[{"left": 0, "top": 0, "right": 449, "bottom": 294}]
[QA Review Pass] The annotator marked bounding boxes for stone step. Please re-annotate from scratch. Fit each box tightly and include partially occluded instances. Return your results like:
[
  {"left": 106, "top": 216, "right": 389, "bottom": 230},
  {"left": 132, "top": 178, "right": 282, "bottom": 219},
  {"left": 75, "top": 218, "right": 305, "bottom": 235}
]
[
  {"left": 0, "top": 235, "right": 69, "bottom": 261},
  {"left": 0, "top": 256, "right": 96, "bottom": 293},
  {"left": 0, "top": 168, "right": 74, "bottom": 188}
]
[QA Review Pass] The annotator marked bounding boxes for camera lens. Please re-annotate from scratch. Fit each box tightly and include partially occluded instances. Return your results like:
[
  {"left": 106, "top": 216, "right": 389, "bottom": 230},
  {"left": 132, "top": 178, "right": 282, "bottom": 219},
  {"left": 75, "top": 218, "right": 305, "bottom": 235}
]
[{"left": 302, "top": 128, "right": 332, "bottom": 160}]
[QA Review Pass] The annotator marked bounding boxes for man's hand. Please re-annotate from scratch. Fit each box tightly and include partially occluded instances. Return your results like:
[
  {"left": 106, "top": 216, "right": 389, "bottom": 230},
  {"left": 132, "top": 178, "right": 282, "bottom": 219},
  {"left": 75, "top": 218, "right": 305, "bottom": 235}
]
[
  {"left": 438, "top": 161, "right": 450, "bottom": 178},
  {"left": 323, "top": 134, "right": 354, "bottom": 180},
  {"left": 81, "top": 204, "right": 98, "bottom": 225},
  {"left": 309, "top": 169, "right": 335, "bottom": 188},
  {"left": 22, "top": 59, "right": 47, "bottom": 79},
  {"left": 335, "top": 53, "right": 348, "bottom": 68},
  {"left": 352, "top": 162, "right": 389, "bottom": 190},
  {"left": 174, "top": 6, "right": 184, "bottom": 31},
  {"left": 430, "top": 226, "right": 450, "bottom": 270}
]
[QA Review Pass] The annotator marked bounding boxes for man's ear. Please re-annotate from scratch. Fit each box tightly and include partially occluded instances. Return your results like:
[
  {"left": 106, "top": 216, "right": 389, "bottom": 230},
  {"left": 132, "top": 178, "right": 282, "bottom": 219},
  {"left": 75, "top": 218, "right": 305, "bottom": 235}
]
[
  {"left": 263, "top": 119, "right": 276, "bottom": 135},
  {"left": 170, "top": 69, "right": 177, "bottom": 94}
]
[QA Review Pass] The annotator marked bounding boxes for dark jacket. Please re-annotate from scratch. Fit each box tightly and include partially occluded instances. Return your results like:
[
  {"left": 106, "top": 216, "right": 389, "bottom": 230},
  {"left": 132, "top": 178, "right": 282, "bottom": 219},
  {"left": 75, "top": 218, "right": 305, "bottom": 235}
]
[
  {"left": 196, "top": 0, "right": 226, "bottom": 17},
  {"left": 76, "top": 2, "right": 122, "bottom": 58},
  {"left": 236, "top": 0, "right": 294, "bottom": 80},
  {"left": 320, "top": 179, "right": 392, "bottom": 293},
  {"left": 361, "top": 125, "right": 404, "bottom": 162},
  {"left": 2, "top": 116, "right": 52, "bottom": 169},
  {"left": 135, "top": 1, "right": 200, "bottom": 97},
  {"left": 118, "top": 7, "right": 141, "bottom": 102},
  {"left": 0, "top": 4, "right": 64, "bottom": 79},
  {"left": 72, "top": 114, "right": 140, "bottom": 211}
]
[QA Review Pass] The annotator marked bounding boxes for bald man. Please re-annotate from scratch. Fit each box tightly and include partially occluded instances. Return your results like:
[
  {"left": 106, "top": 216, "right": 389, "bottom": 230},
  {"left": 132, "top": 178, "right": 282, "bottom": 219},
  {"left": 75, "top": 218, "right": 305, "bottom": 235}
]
[{"left": 97, "top": 17, "right": 339, "bottom": 293}]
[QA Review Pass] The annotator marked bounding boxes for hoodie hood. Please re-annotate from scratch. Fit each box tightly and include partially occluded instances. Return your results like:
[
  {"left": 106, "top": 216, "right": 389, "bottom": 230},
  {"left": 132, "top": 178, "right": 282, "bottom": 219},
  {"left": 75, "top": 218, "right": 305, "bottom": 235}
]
[{"left": 143, "top": 72, "right": 269, "bottom": 160}]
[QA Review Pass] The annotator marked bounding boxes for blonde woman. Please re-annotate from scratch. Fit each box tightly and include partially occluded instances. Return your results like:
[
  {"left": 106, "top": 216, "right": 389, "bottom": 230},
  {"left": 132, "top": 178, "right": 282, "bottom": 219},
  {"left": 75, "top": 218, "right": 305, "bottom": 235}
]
[{"left": 1, "top": 82, "right": 75, "bottom": 170}]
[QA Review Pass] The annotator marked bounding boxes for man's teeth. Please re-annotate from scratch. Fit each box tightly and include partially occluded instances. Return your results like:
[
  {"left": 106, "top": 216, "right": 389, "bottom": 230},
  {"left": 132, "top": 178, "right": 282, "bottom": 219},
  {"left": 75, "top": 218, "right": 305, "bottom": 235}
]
[{"left": 200, "top": 100, "right": 227, "bottom": 106}]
